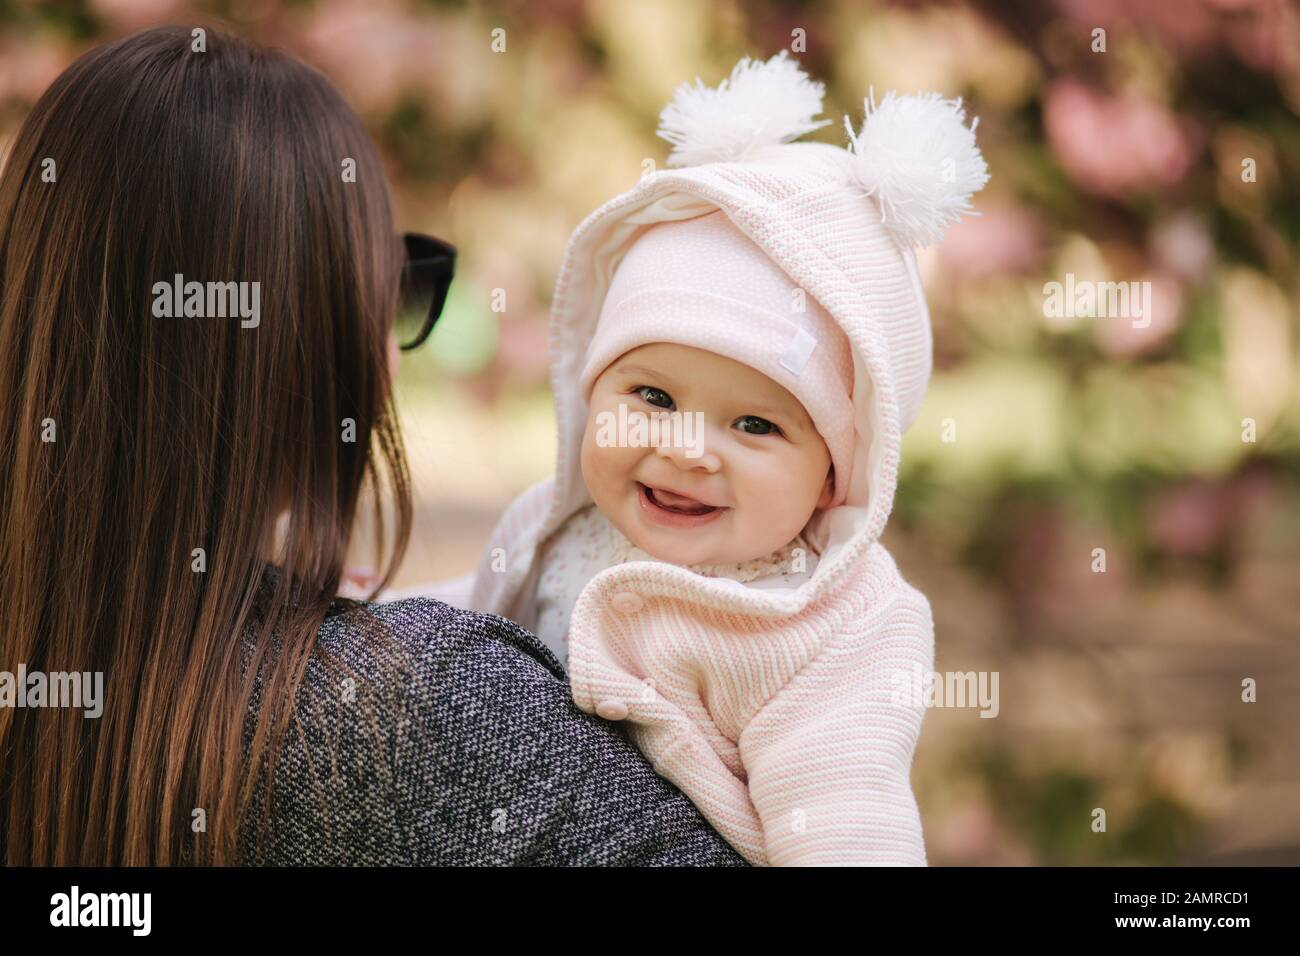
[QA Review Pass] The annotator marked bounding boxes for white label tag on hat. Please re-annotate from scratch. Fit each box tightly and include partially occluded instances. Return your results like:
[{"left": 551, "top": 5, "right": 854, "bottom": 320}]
[{"left": 778, "top": 325, "right": 818, "bottom": 374}]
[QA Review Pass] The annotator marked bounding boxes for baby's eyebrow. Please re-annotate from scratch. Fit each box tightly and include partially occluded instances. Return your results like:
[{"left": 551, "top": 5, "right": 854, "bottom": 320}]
[
  {"left": 740, "top": 391, "right": 801, "bottom": 420},
  {"left": 614, "top": 363, "right": 672, "bottom": 384}
]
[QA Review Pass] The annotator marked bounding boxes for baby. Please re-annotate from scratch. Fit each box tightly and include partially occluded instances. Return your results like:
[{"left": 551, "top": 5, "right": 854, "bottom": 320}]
[
  {"left": 470, "top": 52, "right": 988, "bottom": 865},
  {"left": 531, "top": 208, "right": 851, "bottom": 658}
]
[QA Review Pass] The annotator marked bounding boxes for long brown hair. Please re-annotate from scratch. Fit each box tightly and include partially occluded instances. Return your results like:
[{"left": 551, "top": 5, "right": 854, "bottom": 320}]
[{"left": 0, "top": 25, "right": 412, "bottom": 864}]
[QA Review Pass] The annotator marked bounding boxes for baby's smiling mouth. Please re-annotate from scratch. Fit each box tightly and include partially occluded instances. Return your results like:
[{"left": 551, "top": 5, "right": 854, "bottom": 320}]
[{"left": 637, "top": 482, "right": 723, "bottom": 516}]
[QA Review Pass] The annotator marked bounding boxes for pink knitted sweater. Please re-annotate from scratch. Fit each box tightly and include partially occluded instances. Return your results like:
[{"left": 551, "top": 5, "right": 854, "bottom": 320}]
[{"left": 470, "top": 142, "right": 938, "bottom": 866}]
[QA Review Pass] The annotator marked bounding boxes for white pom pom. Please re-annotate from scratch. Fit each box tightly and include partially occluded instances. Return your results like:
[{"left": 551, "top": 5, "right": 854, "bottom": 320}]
[
  {"left": 657, "top": 51, "right": 830, "bottom": 167},
  {"left": 844, "top": 89, "right": 990, "bottom": 248}
]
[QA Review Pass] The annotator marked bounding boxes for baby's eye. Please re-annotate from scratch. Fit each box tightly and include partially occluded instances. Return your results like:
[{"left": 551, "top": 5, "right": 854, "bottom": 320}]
[
  {"left": 734, "top": 415, "right": 780, "bottom": 436},
  {"left": 635, "top": 386, "right": 675, "bottom": 409}
]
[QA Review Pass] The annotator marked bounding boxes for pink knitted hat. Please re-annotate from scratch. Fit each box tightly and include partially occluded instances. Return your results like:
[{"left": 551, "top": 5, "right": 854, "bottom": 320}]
[
  {"left": 579, "top": 210, "right": 857, "bottom": 506},
  {"left": 535, "top": 51, "right": 989, "bottom": 555}
]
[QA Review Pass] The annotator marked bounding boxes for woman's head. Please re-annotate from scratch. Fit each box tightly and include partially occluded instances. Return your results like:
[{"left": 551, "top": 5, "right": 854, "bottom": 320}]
[{"left": 0, "top": 25, "right": 411, "bottom": 863}]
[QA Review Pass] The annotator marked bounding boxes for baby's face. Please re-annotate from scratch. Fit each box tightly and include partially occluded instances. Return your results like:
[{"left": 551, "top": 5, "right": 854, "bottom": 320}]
[{"left": 580, "top": 343, "right": 833, "bottom": 567}]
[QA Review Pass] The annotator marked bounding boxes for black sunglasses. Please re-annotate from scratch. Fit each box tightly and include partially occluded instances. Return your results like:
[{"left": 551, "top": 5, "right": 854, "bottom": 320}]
[{"left": 397, "top": 232, "right": 456, "bottom": 351}]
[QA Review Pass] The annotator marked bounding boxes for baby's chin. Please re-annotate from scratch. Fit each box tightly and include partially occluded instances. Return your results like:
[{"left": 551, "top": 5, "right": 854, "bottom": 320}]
[
  {"left": 617, "top": 517, "right": 776, "bottom": 569},
  {"left": 627, "top": 532, "right": 725, "bottom": 567}
]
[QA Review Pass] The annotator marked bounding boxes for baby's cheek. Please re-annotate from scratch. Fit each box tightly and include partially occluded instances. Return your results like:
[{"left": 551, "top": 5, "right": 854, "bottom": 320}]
[
  {"left": 742, "top": 454, "right": 807, "bottom": 506},
  {"left": 579, "top": 424, "right": 602, "bottom": 489},
  {"left": 581, "top": 424, "right": 627, "bottom": 496},
  {"left": 789, "top": 447, "right": 832, "bottom": 506},
  {"left": 738, "top": 453, "right": 820, "bottom": 534}
]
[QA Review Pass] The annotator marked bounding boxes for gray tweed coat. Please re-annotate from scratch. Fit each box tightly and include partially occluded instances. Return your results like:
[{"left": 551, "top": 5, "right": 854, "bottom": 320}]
[{"left": 240, "top": 579, "right": 747, "bottom": 866}]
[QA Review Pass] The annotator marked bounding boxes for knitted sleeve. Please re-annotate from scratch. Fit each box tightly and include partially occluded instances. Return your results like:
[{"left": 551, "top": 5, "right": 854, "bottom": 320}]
[{"left": 739, "top": 586, "right": 934, "bottom": 865}]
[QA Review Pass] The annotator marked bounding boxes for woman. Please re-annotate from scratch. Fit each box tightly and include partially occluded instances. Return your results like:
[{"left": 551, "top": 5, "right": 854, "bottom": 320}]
[{"left": 0, "top": 24, "right": 744, "bottom": 866}]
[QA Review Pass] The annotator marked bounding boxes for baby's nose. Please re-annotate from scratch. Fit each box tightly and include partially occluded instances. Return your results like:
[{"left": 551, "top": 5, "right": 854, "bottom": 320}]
[{"left": 653, "top": 438, "right": 720, "bottom": 472}]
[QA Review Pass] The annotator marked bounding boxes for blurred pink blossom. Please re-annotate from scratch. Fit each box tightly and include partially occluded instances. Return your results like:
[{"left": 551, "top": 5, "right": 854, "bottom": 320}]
[
  {"left": 1092, "top": 272, "right": 1184, "bottom": 358},
  {"left": 1147, "top": 479, "right": 1228, "bottom": 557},
  {"left": 1055, "top": 0, "right": 1219, "bottom": 57},
  {"left": 301, "top": 0, "right": 447, "bottom": 112},
  {"left": 1057, "top": 0, "right": 1298, "bottom": 74},
  {"left": 89, "top": 0, "right": 182, "bottom": 29},
  {"left": 1044, "top": 81, "right": 1197, "bottom": 198},
  {"left": 932, "top": 801, "right": 1001, "bottom": 863},
  {"left": 939, "top": 204, "right": 1046, "bottom": 280},
  {"left": 1151, "top": 213, "right": 1215, "bottom": 280},
  {"left": 0, "top": 36, "right": 67, "bottom": 103},
  {"left": 1220, "top": 0, "right": 1297, "bottom": 71},
  {"left": 1148, "top": 466, "right": 1281, "bottom": 561},
  {"left": 496, "top": 316, "right": 550, "bottom": 382}
]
